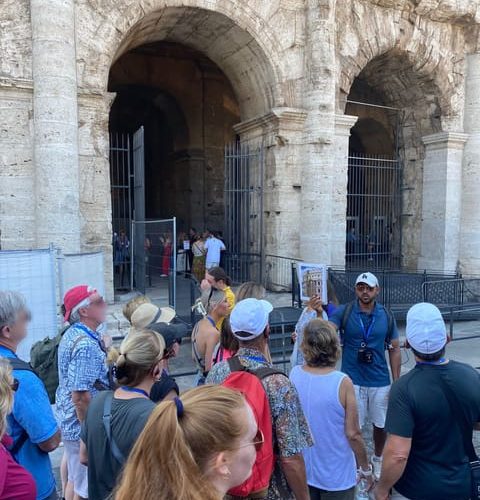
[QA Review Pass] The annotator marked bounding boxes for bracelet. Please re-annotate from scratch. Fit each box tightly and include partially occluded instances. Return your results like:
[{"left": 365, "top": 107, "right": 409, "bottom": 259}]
[{"left": 358, "top": 465, "right": 373, "bottom": 477}]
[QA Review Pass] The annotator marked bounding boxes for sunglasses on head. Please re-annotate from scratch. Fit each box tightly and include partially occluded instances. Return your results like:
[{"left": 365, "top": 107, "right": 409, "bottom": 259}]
[
  {"left": 356, "top": 284, "right": 375, "bottom": 292},
  {"left": 10, "top": 379, "right": 19, "bottom": 392}
]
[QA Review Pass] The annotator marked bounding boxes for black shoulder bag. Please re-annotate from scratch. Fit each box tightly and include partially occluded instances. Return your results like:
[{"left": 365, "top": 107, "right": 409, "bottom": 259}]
[{"left": 437, "top": 374, "right": 480, "bottom": 500}]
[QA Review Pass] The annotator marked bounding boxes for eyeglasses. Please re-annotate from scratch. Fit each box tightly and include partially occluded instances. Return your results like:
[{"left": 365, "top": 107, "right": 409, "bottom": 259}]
[
  {"left": 235, "top": 429, "right": 265, "bottom": 452},
  {"left": 10, "top": 379, "right": 19, "bottom": 392},
  {"left": 356, "top": 284, "right": 375, "bottom": 292}
]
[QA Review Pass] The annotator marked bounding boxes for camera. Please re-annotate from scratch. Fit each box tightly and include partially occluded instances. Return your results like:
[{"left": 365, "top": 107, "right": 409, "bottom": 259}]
[{"left": 358, "top": 348, "right": 374, "bottom": 364}]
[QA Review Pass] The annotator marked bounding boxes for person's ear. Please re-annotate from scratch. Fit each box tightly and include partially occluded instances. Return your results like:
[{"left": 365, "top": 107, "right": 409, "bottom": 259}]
[
  {"left": 213, "top": 451, "right": 231, "bottom": 477},
  {"left": 0, "top": 325, "right": 11, "bottom": 339},
  {"left": 152, "top": 363, "right": 162, "bottom": 380},
  {"left": 264, "top": 325, "right": 270, "bottom": 339}
]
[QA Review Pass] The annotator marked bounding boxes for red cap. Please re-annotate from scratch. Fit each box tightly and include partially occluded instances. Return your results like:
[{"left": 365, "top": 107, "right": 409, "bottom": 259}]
[{"left": 63, "top": 285, "right": 97, "bottom": 322}]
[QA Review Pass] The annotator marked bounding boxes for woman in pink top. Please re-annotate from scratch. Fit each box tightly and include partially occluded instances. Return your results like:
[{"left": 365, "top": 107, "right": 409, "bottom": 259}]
[{"left": 0, "top": 359, "right": 36, "bottom": 500}]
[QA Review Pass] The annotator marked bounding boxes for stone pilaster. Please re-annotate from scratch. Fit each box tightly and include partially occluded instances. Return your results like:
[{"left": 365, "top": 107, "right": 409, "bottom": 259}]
[
  {"left": 331, "top": 114, "right": 358, "bottom": 267},
  {"left": 299, "top": 0, "right": 337, "bottom": 265},
  {"left": 459, "top": 53, "right": 480, "bottom": 276},
  {"left": 234, "top": 107, "right": 307, "bottom": 259},
  {"left": 418, "top": 132, "right": 468, "bottom": 273},
  {"left": 31, "top": 0, "right": 80, "bottom": 252}
]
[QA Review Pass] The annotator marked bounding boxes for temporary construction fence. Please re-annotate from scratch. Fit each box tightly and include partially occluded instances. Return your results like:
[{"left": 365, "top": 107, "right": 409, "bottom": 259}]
[
  {"left": 131, "top": 218, "right": 177, "bottom": 309},
  {"left": 0, "top": 246, "right": 105, "bottom": 361}
]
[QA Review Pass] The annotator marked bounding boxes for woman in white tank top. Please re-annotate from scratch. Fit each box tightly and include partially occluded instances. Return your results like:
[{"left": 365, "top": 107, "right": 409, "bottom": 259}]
[{"left": 290, "top": 319, "right": 373, "bottom": 500}]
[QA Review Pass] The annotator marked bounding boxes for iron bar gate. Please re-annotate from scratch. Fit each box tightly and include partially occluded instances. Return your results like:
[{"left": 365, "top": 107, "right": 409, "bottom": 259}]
[
  {"left": 346, "top": 153, "right": 402, "bottom": 269},
  {"left": 110, "top": 127, "right": 144, "bottom": 291},
  {"left": 110, "top": 132, "right": 132, "bottom": 290},
  {"left": 224, "top": 142, "right": 264, "bottom": 284},
  {"left": 345, "top": 100, "right": 403, "bottom": 270}
]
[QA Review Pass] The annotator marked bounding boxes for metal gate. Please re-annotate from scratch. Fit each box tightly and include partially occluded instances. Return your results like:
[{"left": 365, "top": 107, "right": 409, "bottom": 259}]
[
  {"left": 346, "top": 153, "right": 402, "bottom": 269},
  {"left": 109, "top": 127, "right": 144, "bottom": 290},
  {"left": 224, "top": 142, "right": 264, "bottom": 283}
]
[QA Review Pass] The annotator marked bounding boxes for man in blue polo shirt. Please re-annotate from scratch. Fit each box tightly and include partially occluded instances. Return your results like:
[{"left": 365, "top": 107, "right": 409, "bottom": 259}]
[
  {"left": 0, "top": 290, "right": 60, "bottom": 500},
  {"left": 330, "top": 272, "right": 401, "bottom": 480}
]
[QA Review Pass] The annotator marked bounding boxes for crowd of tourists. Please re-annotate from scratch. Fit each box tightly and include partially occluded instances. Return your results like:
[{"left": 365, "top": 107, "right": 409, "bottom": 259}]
[{"left": 0, "top": 268, "right": 479, "bottom": 500}]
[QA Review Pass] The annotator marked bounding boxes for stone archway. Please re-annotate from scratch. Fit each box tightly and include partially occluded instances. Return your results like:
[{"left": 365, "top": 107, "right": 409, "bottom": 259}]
[
  {"left": 332, "top": 1, "right": 470, "bottom": 273},
  {"left": 75, "top": 2, "right": 291, "bottom": 295}
]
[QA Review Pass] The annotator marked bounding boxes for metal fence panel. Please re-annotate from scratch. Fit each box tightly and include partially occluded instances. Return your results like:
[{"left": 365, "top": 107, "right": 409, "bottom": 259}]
[
  {"left": 131, "top": 219, "right": 177, "bottom": 308},
  {"left": 0, "top": 248, "right": 57, "bottom": 360},
  {"left": 346, "top": 153, "right": 402, "bottom": 269},
  {"left": 224, "top": 142, "right": 264, "bottom": 283}
]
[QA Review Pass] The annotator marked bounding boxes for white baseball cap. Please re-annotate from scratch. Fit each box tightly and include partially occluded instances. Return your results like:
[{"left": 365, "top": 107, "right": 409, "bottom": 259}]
[
  {"left": 406, "top": 302, "right": 447, "bottom": 354},
  {"left": 230, "top": 298, "right": 273, "bottom": 341},
  {"left": 355, "top": 272, "right": 379, "bottom": 288}
]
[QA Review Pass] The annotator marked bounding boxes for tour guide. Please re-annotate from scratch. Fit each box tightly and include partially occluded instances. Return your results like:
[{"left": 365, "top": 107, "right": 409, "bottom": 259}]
[{"left": 330, "top": 272, "right": 401, "bottom": 480}]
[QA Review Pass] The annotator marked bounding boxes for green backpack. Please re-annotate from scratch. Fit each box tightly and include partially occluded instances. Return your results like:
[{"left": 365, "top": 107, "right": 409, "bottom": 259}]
[{"left": 30, "top": 325, "right": 70, "bottom": 404}]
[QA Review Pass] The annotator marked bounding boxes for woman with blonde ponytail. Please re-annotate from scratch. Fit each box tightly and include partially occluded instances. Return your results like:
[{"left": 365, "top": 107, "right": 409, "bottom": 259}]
[
  {"left": 80, "top": 329, "right": 167, "bottom": 500},
  {"left": 115, "top": 385, "right": 260, "bottom": 500}
]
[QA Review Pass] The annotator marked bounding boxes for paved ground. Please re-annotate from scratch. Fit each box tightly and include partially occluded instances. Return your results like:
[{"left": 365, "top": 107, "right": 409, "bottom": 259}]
[{"left": 50, "top": 289, "right": 480, "bottom": 495}]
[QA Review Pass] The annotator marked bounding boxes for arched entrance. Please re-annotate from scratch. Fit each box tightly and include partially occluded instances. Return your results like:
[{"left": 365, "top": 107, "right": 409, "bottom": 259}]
[
  {"left": 106, "top": 6, "right": 278, "bottom": 290},
  {"left": 342, "top": 50, "right": 442, "bottom": 270},
  {"left": 109, "top": 42, "right": 240, "bottom": 232}
]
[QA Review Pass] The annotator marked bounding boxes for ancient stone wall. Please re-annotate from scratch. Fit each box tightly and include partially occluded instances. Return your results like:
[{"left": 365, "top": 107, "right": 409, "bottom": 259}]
[
  {"left": 0, "top": 0, "right": 34, "bottom": 250},
  {"left": 0, "top": 0, "right": 479, "bottom": 288}
]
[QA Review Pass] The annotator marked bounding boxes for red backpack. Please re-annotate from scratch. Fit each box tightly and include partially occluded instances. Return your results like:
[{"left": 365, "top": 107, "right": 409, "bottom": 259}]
[{"left": 222, "top": 356, "right": 284, "bottom": 498}]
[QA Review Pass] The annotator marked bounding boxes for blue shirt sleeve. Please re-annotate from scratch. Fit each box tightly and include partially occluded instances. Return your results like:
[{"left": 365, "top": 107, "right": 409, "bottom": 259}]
[
  {"left": 390, "top": 315, "right": 399, "bottom": 340},
  {"left": 329, "top": 304, "right": 346, "bottom": 327},
  {"left": 12, "top": 371, "right": 58, "bottom": 444}
]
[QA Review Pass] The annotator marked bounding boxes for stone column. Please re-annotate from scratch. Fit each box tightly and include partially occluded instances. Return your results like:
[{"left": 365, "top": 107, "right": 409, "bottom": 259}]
[
  {"left": 31, "top": 0, "right": 81, "bottom": 252},
  {"left": 299, "top": 0, "right": 337, "bottom": 264},
  {"left": 459, "top": 53, "right": 480, "bottom": 275},
  {"left": 234, "top": 107, "right": 307, "bottom": 260},
  {"left": 331, "top": 114, "right": 358, "bottom": 267},
  {"left": 418, "top": 132, "right": 467, "bottom": 272}
]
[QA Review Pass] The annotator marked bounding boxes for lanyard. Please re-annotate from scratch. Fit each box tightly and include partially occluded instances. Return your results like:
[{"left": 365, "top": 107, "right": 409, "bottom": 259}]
[
  {"left": 416, "top": 358, "right": 447, "bottom": 366},
  {"left": 357, "top": 314, "right": 376, "bottom": 344},
  {"left": 120, "top": 386, "right": 150, "bottom": 398},
  {"left": 75, "top": 323, "right": 106, "bottom": 352},
  {"left": 240, "top": 354, "right": 267, "bottom": 364},
  {"left": 206, "top": 316, "right": 217, "bottom": 329}
]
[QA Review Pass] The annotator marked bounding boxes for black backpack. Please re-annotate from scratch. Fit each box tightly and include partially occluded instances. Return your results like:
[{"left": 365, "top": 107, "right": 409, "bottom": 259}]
[
  {"left": 340, "top": 301, "right": 395, "bottom": 349},
  {"left": 4, "top": 357, "right": 37, "bottom": 456}
]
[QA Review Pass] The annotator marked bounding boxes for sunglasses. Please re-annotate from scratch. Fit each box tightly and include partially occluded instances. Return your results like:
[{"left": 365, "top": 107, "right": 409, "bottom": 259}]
[
  {"left": 356, "top": 284, "right": 375, "bottom": 292},
  {"left": 10, "top": 379, "right": 19, "bottom": 392},
  {"left": 235, "top": 429, "right": 265, "bottom": 452}
]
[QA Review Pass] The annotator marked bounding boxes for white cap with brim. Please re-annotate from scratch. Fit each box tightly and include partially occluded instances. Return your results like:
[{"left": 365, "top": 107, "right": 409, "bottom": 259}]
[
  {"left": 406, "top": 302, "right": 447, "bottom": 355},
  {"left": 355, "top": 272, "right": 379, "bottom": 288},
  {"left": 230, "top": 298, "right": 273, "bottom": 341}
]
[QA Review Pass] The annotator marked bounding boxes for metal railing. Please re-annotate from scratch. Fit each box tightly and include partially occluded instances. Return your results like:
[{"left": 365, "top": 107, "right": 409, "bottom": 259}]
[{"left": 264, "top": 254, "right": 302, "bottom": 292}]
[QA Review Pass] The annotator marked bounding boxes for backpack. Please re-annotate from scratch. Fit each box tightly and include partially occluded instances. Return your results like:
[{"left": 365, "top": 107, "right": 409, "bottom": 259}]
[
  {"left": 340, "top": 301, "right": 395, "bottom": 349},
  {"left": 222, "top": 356, "right": 284, "bottom": 498},
  {"left": 30, "top": 325, "right": 71, "bottom": 404},
  {"left": 5, "top": 357, "right": 38, "bottom": 456}
]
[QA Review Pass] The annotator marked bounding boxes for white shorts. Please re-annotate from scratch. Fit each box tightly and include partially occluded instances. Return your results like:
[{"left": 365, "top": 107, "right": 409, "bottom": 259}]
[
  {"left": 64, "top": 440, "right": 88, "bottom": 498},
  {"left": 354, "top": 385, "right": 390, "bottom": 429},
  {"left": 206, "top": 261, "right": 219, "bottom": 270}
]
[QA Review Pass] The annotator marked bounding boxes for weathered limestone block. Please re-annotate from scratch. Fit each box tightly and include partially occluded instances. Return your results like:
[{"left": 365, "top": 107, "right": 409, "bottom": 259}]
[
  {"left": 460, "top": 53, "right": 480, "bottom": 276},
  {"left": 0, "top": 87, "right": 35, "bottom": 249},
  {"left": 418, "top": 132, "right": 468, "bottom": 273},
  {"left": 31, "top": 0, "right": 80, "bottom": 252}
]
